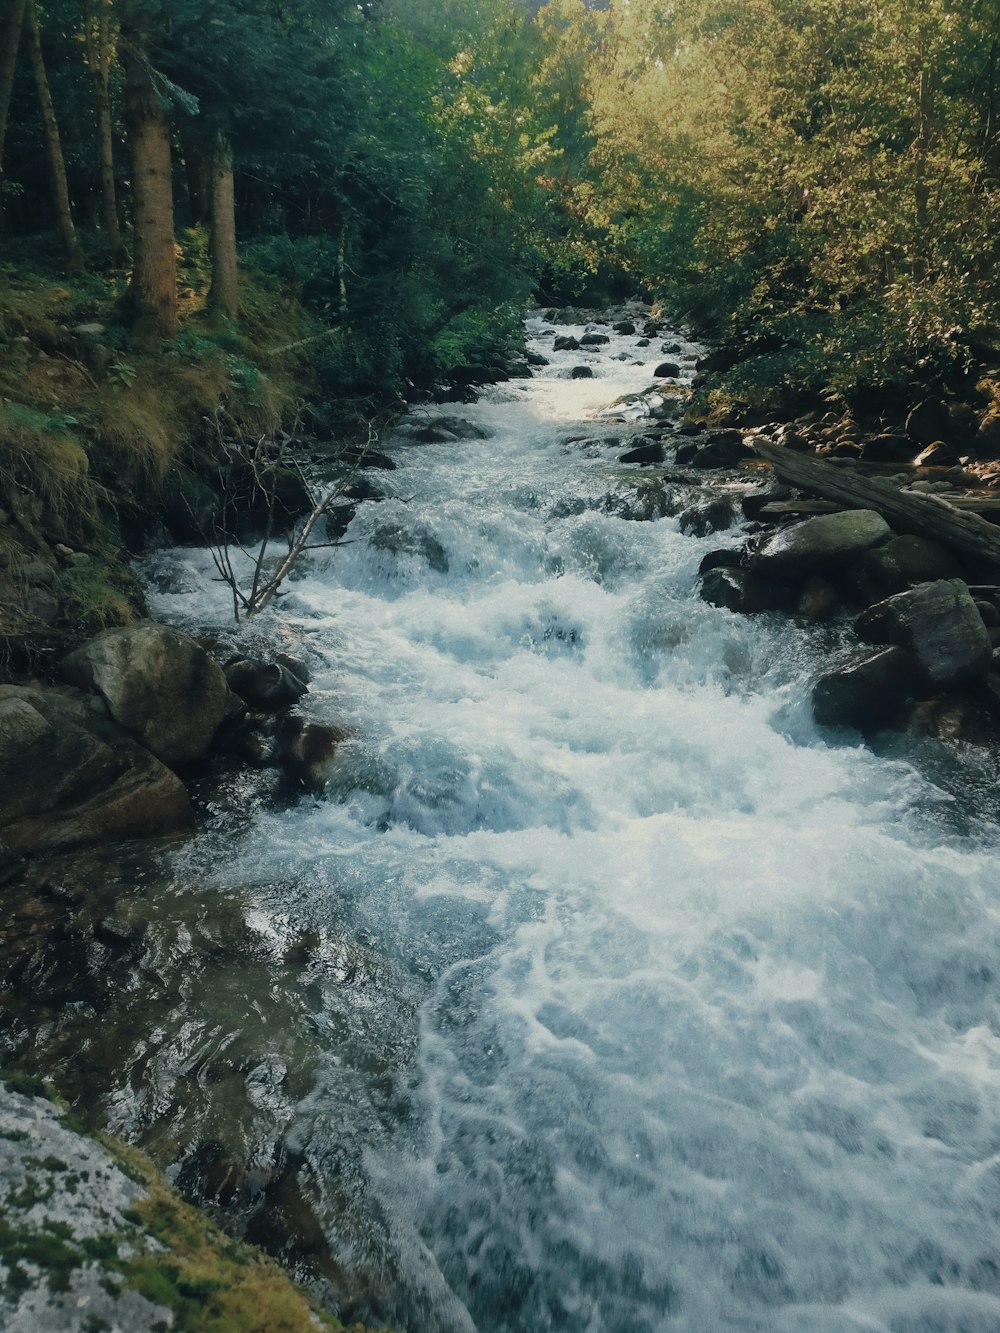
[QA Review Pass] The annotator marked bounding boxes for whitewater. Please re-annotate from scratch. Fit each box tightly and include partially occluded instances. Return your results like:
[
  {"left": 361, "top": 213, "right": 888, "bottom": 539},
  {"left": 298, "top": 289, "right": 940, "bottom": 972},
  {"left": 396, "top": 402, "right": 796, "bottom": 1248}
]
[{"left": 139, "top": 315, "right": 1000, "bottom": 1332}]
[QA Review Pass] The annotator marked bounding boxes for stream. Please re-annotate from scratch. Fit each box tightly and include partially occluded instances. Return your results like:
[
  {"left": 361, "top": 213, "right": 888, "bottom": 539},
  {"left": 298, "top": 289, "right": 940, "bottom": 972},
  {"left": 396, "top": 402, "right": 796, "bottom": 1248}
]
[{"left": 6, "top": 315, "right": 1000, "bottom": 1331}]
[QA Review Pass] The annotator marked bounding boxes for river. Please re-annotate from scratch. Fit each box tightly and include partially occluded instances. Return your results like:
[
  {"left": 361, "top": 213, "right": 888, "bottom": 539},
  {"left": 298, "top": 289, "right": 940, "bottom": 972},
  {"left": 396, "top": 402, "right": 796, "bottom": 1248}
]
[{"left": 8, "top": 314, "right": 1000, "bottom": 1331}]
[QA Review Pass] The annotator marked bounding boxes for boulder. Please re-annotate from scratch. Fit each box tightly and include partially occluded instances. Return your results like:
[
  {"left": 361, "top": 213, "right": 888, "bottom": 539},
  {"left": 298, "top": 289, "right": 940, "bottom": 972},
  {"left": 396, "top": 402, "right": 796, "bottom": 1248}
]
[
  {"left": 796, "top": 576, "right": 840, "bottom": 620},
  {"left": 679, "top": 497, "right": 735, "bottom": 537},
  {"left": 913, "top": 442, "right": 960, "bottom": 468},
  {"left": 813, "top": 647, "right": 916, "bottom": 731},
  {"left": 859, "top": 434, "right": 916, "bottom": 464},
  {"left": 905, "top": 400, "right": 951, "bottom": 447},
  {"left": 276, "top": 715, "right": 349, "bottom": 790},
  {"left": 753, "top": 509, "right": 891, "bottom": 579},
  {"left": 699, "top": 567, "right": 776, "bottom": 614},
  {"left": 411, "top": 416, "right": 491, "bottom": 442},
  {"left": 526, "top": 350, "right": 549, "bottom": 367},
  {"left": 847, "top": 534, "right": 963, "bottom": 603},
  {"left": 570, "top": 366, "right": 594, "bottom": 379},
  {"left": 854, "top": 579, "right": 993, "bottom": 688},
  {"left": 612, "top": 321, "right": 636, "bottom": 335},
  {"left": 224, "top": 656, "right": 309, "bottom": 710},
  {"left": 636, "top": 338, "right": 651, "bottom": 348},
  {"left": 618, "top": 441, "right": 666, "bottom": 466},
  {"left": 580, "top": 333, "right": 610, "bottom": 346},
  {"left": 689, "top": 433, "right": 756, "bottom": 468},
  {"left": 0, "top": 686, "right": 191, "bottom": 850},
  {"left": 63, "top": 622, "right": 230, "bottom": 768},
  {"left": 554, "top": 336, "right": 581, "bottom": 352},
  {"left": 653, "top": 361, "right": 681, "bottom": 379}
]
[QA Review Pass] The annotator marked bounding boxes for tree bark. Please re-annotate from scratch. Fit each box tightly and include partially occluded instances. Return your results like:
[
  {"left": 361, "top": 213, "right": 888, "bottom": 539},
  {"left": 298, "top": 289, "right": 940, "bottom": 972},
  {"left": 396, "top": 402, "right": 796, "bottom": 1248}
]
[
  {"left": 23, "top": 0, "right": 85, "bottom": 273},
  {"left": 755, "top": 442, "right": 1000, "bottom": 571},
  {"left": 120, "top": 1, "right": 177, "bottom": 343},
  {"left": 0, "top": 0, "right": 28, "bottom": 178},
  {"left": 83, "top": 0, "right": 125, "bottom": 265},
  {"left": 207, "top": 127, "right": 239, "bottom": 319}
]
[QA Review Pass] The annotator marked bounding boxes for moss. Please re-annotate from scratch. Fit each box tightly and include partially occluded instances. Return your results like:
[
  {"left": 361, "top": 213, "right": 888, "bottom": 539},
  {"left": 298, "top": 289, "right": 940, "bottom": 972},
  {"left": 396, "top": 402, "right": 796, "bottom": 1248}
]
[
  {"left": 0, "top": 1211, "right": 84, "bottom": 1294},
  {"left": 57, "top": 553, "right": 145, "bottom": 637}
]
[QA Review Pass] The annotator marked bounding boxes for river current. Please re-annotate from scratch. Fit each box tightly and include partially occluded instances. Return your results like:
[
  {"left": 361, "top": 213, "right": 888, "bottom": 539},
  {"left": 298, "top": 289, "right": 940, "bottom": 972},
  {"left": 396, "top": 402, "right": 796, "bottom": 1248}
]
[{"left": 19, "top": 315, "right": 1000, "bottom": 1331}]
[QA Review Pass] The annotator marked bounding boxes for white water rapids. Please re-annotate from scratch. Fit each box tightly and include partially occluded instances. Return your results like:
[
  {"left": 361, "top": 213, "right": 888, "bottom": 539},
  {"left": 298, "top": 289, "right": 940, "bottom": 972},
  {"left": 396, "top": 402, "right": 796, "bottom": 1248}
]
[{"left": 143, "top": 316, "right": 1000, "bottom": 1332}]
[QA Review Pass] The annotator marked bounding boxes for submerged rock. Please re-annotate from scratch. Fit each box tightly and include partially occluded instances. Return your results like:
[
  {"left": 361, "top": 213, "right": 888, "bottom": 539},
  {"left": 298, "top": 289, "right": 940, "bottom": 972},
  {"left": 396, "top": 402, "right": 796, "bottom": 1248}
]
[
  {"left": 63, "top": 622, "right": 230, "bottom": 768},
  {"left": 619, "top": 441, "right": 666, "bottom": 466},
  {"left": 224, "top": 656, "right": 309, "bottom": 710},
  {"left": 277, "top": 715, "right": 349, "bottom": 790},
  {"left": 554, "top": 335, "right": 580, "bottom": 352},
  {"left": 570, "top": 366, "right": 594, "bottom": 379}
]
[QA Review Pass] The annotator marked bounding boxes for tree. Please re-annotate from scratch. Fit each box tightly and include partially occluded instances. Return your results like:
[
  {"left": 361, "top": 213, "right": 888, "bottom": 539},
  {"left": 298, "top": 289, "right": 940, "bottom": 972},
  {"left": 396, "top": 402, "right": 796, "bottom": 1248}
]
[
  {"left": 120, "top": 0, "right": 177, "bottom": 342},
  {"left": 82, "top": 0, "right": 125, "bottom": 264}
]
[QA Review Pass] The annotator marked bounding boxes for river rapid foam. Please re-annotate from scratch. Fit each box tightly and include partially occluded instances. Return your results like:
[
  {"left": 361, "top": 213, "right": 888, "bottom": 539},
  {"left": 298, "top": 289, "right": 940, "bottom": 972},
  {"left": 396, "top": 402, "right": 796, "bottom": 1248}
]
[{"left": 141, "top": 315, "right": 1000, "bottom": 1332}]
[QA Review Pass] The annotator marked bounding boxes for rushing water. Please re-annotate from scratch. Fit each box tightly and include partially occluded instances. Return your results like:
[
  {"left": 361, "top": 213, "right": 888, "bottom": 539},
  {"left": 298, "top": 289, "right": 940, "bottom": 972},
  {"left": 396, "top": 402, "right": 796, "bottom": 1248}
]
[{"left": 9, "top": 316, "right": 1000, "bottom": 1331}]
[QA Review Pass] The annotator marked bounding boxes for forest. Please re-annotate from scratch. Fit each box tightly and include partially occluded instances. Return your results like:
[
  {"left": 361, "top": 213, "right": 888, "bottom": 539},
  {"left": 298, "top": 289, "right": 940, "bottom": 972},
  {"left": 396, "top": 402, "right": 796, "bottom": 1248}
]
[{"left": 0, "top": 0, "right": 998, "bottom": 665}]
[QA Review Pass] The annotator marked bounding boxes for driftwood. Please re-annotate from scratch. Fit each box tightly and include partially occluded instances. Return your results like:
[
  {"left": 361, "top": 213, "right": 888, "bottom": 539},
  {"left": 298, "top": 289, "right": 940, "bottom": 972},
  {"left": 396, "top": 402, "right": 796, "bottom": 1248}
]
[
  {"left": 755, "top": 442, "right": 1000, "bottom": 571},
  {"left": 760, "top": 496, "right": 1000, "bottom": 519}
]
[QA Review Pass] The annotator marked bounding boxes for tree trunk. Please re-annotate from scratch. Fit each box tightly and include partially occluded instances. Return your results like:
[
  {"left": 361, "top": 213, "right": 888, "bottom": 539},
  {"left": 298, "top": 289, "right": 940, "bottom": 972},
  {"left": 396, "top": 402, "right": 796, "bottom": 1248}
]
[
  {"left": 0, "top": 0, "right": 28, "bottom": 177},
  {"left": 83, "top": 0, "right": 125, "bottom": 265},
  {"left": 207, "top": 127, "right": 239, "bottom": 319},
  {"left": 121, "top": 1, "right": 177, "bottom": 343},
  {"left": 178, "top": 120, "right": 211, "bottom": 224},
  {"left": 24, "top": 0, "right": 85, "bottom": 273},
  {"left": 755, "top": 443, "right": 1000, "bottom": 571}
]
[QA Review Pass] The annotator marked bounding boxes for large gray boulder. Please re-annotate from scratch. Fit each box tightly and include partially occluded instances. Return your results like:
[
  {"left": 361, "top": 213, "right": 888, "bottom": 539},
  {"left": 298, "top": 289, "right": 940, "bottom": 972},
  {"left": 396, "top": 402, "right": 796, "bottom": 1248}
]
[
  {"left": 754, "top": 509, "right": 890, "bottom": 579},
  {"left": 813, "top": 647, "right": 916, "bottom": 731},
  {"left": 63, "top": 622, "right": 229, "bottom": 767},
  {"left": 0, "top": 685, "right": 191, "bottom": 851},
  {"left": 855, "top": 579, "right": 993, "bottom": 688},
  {"left": 848, "top": 534, "right": 963, "bottom": 604}
]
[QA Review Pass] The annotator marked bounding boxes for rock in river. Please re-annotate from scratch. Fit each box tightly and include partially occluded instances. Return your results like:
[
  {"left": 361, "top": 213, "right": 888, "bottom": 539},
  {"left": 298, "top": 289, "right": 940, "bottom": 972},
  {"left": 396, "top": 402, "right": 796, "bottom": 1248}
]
[
  {"left": 753, "top": 509, "right": 890, "bottom": 580},
  {"left": 855, "top": 578, "right": 993, "bottom": 688},
  {"left": 63, "top": 622, "right": 230, "bottom": 768}
]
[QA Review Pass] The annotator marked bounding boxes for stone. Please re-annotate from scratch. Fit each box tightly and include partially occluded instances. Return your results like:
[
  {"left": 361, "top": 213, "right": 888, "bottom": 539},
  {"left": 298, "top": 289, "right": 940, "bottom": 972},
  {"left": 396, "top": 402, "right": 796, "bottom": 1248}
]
[
  {"left": 526, "top": 350, "right": 549, "bottom": 367},
  {"left": 223, "top": 656, "right": 309, "bottom": 710},
  {"left": 859, "top": 433, "right": 916, "bottom": 464},
  {"left": 698, "top": 548, "right": 745, "bottom": 575},
  {"left": 699, "top": 567, "right": 777, "bottom": 613},
  {"left": 554, "top": 336, "right": 580, "bottom": 352},
  {"left": 813, "top": 647, "right": 916, "bottom": 730},
  {"left": 63, "top": 622, "right": 230, "bottom": 768},
  {"left": 689, "top": 435, "right": 756, "bottom": 469},
  {"left": 570, "top": 366, "right": 594, "bottom": 379},
  {"left": 913, "top": 442, "right": 960, "bottom": 468},
  {"left": 636, "top": 338, "right": 651, "bottom": 347},
  {"left": 618, "top": 441, "right": 666, "bottom": 466},
  {"left": 653, "top": 361, "right": 681, "bottom": 379},
  {"left": 276, "top": 715, "right": 349, "bottom": 790},
  {"left": 796, "top": 576, "right": 840, "bottom": 620},
  {"left": 612, "top": 321, "right": 636, "bottom": 334},
  {"left": 905, "top": 400, "right": 951, "bottom": 447},
  {"left": 674, "top": 441, "right": 700, "bottom": 465},
  {"left": 0, "top": 686, "right": 191, "bottom": 850},
  {"left": 679, "top": 497, "right": 735, "bottom": 537},
  {"left": 855, "top": 579, "right": 993, "bottom": 688},
  {"left": 848, "top": 534, "right": 963, "bottom": 603},
  {"left": 580, "top": 333, "right": 610, "bottom": 346},
  {"left": 411, "top": 416, "right": 491, "bottom": 442},
  {"left": 753, "top": 509, "right": 891, "bottom": 579}
]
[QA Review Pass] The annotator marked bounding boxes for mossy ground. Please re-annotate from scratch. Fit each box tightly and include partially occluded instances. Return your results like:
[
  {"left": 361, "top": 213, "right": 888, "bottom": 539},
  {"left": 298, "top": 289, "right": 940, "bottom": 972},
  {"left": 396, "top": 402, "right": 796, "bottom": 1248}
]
[
  {"left": 0, "top": 234, "right": 324, "bottom": 673},
  {"left": 0, "top": 1073, "right": 383, "bottom": 1332}
]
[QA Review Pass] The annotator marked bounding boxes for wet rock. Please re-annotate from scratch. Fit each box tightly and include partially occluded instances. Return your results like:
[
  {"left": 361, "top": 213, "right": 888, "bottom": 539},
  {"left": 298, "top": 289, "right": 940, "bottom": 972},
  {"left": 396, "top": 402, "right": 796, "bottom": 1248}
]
[
  {"left": 554, "top": 336, "right": 581, "bottom": 352},
  {"left": 526, "top": 350, "right": 549, "bottom": 367},
  {"left": 689, "top": 433, "right": 756, "bottom": 468},
  {"left": 906, "top": 400, "right": 951, "bottom": 447},
  {"left": 653, "top": 361, "right": 682, "bottom": 379},
  {"left": 741, "top": 486, "right": 791, "bottom": 520},
  {"left": 976, "top": 599, "right": 1000, "bottom": 628},
  {"left": 276, "top": 715, "right": 349, "bottom": 790},
  {"left": 812, "top": 647, "right": 916, "bottom": 731},
  {"left": 223, "top": 656, "right": 309, "bottom": 710},
  {"left": 371, "top": 521, "right": 449, "bottom": 572},
  {"left": 618, "top": 441, "right": 666, "bottom": 466},
  {"left": 679, "top": 497, "right": 735, "bottom": 537},
  {"left": 859, "top": 433, "right": 915, "bottom": 464},
  {"left": 410, "top": 415, "right": 491, "bottom": 442},
  {"left": 914, "top": 442, "right": 960, "bottom": 468},
  {"left": 63, "top": 622, "right": 230, "bottom": 768},
  {"left": 699, "top": 568, "right": 778, "bottom": 613},
  {"left": 580, "top": 333, "right": 610, "bottom": 347},
  {"left": 847, "top": 534, "right": 963, "bottom": 604},
  {"left": 674, "top": 441, "right": 700, "bottom": 465},
  {"left": 753, "top": 509, "right": 891, "bottom": 580},
  {"left": 359, "top": 449, "right": 397, "bottom": 471},
  {"left": 642, "top": 321, "right": 663, "bottom": 337},
  {"left": 612, "top": 321, "right": 636, "bottom": 334},
  {"left": 698, "top": 548, "right": 745, "bottom": 575},
  {"left": 636, "top": 338, "right": 651, "bottom": 347},
  {"left": 570, "top": 366, "right": 594, "bottom": 379},
  {"left": 855, "top": 579, "right": 993, "bottom": 688},
  {"left": 796, "top": 576, "right": 840, "bottom": 620},
  {"left": 0, "top": 694, "right": 123, "bottom": 826}
]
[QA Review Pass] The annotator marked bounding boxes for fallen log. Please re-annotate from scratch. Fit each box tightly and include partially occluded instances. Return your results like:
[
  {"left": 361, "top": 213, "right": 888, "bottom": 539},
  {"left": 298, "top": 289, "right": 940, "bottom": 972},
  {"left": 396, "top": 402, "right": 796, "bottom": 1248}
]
[
  {"left": 755, "top": 442, "right": 1000, "bottom": 571},
  {"left": 760, "top": 495, "right": 1000, "bottom": 519}
]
